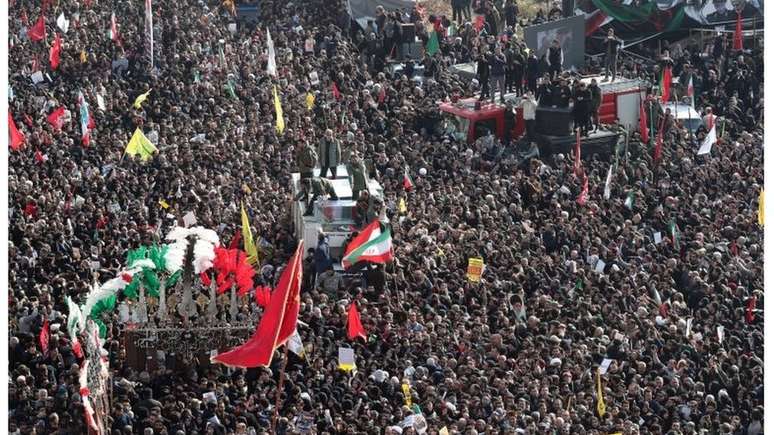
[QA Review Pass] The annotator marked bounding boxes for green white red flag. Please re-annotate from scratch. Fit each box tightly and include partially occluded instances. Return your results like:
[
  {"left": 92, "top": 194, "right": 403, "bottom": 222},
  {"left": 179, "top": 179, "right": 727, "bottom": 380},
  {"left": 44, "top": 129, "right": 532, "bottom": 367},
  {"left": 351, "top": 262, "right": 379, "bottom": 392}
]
[{"left": 342, "top": 220, "right": 394, "bottom": 269}]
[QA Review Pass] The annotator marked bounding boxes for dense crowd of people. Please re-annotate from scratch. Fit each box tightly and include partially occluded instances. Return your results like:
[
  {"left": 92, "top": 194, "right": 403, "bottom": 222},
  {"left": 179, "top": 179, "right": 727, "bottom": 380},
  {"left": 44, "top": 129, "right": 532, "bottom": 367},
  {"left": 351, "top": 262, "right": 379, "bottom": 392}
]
[{"left": 8, "top": 0, "right": 764, "bottom": 434}]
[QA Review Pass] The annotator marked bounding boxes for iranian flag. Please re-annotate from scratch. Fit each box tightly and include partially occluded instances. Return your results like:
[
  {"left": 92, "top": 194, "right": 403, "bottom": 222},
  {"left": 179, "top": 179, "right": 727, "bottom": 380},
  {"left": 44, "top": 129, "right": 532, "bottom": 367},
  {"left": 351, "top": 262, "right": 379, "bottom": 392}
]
[
  {"left": 342, "top": 221, "right": 394, "bottom": 269},
  {"left": 686, "top": 76, "right": 694, "bottom": 108},
  {"left": 403, "top": 167, "right": 414, "bottom": 191}
]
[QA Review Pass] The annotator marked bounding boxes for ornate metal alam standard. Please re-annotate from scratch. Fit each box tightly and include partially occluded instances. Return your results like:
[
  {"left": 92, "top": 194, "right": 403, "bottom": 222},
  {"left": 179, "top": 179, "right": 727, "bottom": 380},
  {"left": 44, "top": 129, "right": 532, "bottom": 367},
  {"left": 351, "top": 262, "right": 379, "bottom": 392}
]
[{"left": 122, "top": 234, "right": 260, "bottom": 364}]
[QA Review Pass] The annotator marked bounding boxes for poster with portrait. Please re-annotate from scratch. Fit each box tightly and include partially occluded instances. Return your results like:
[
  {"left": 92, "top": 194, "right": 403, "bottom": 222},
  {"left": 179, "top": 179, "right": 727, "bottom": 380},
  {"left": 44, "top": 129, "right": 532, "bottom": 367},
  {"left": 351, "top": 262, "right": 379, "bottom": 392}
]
[{"left": 524, "top": 15, "right": 586, "bottom": 71}]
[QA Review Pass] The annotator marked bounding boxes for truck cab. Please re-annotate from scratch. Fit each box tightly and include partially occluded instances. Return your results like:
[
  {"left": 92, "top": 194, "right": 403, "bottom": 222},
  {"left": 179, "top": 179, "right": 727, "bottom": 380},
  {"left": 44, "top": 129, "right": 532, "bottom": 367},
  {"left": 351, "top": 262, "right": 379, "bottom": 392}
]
[
  {"left": 290, "top": 165, "right": 384, "bottom": 261},
  {"left": 438, "top": 75, "right": 647, "bottom": 144},
  {"left": 439, "top": 94, "right": 526, "bottom": 144}
]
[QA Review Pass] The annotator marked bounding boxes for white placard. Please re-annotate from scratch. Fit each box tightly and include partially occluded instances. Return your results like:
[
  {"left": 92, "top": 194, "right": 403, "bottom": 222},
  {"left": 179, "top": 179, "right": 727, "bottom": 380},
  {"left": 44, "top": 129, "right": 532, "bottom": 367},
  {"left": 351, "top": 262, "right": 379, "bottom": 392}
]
[
  {"left": 599, "top": 358, "right": 613, "bottom": 375},
  {"left": 594, "top": 259, "right": 606, "bottom": 274},
  {"left": 228, "top": 23, "right": 237, "bottom": 34},
  {"left": 653, "top": 231, "right": 662, "bottom": 244},
  {"left": 183, "top": 211, "right": 197, "bottom": 228},
  {"left": 309, "top": 71, "right": 319, "bottom": 86},
  {"left": 338, "top": 347, "right": 355, "bottom": 369},
  {"left": 31, "top": 71, "right": 44, "bottom": 84},
  {"left": 717, "top": 325, "right": 724, "bottom": 343}
]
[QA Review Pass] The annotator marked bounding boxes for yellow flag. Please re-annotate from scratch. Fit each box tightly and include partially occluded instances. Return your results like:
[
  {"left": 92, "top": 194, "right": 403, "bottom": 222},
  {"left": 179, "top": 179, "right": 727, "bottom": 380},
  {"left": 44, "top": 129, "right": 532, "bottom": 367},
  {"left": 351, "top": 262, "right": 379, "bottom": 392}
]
[
  {"left": 398, "top": 197, "right": 407, "bottom": 215},
  {"left": 241, "top": 202, "right": 259, "bottom": 265},
  {"left": 306, "top": 92, "right": 315, "bottom": 111},
  {"left": 273, "top": 85, "right": 285, "bottom": 134},
  {"left": 133, "top": 89, "right": 152, "bottom": 109},
  {"left": 758, "top": 189, "right": 764, "bottom": 226},
  {"left": 596, "top": 368, "right": 606, "bottom": 417},
  {"left": 125, "top": 128, "right": 158, "bottom": 161},
  {"left": 159, "top": 199, "right": 170, "bottom": 209},
  {"left": 402, "top": 383, "right": 412, "bottom": 407},
  {"left": 439, "top": 428, "right": 449, "bottom": 435},
  {"left": 80, "top": 50, "right": 87, "bottom": 63}
]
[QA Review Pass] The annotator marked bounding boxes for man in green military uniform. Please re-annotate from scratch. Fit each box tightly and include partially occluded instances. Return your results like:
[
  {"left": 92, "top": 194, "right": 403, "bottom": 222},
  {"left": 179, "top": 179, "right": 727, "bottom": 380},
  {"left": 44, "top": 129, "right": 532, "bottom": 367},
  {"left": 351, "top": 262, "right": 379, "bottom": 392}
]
[
  {"left": 295, "top": 177, "right": 339, "bottom": 216},
  {"left": 318, "top": 129, "right": 342, "bottom": 178},
  {"left": 296, "top": 140, "right": 318, "bottom": 180},
  {"left": 348, "top": 152, "right": 369, "bottom": 200}
]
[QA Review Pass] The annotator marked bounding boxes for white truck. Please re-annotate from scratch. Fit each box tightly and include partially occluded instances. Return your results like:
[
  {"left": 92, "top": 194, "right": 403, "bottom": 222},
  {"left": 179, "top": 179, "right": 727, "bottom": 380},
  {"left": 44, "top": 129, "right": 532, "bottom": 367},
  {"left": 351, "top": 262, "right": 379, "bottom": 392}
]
[{"left": 290, "top": 165, "right": 383, "bottom": 261}]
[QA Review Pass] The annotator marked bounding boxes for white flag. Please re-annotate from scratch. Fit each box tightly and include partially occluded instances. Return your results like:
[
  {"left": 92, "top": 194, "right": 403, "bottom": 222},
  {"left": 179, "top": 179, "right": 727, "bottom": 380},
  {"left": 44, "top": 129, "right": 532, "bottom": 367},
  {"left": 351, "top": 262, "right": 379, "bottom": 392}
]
[
  {"left": 145, "top": 0, "right": 154, "bottom": 70},
  {"left": 603, "top": 165, "right": 613, "bottom": 200},
  {"left": 96, "top": 94, "right": 106, "bottom": 111},
  {"left": 57, "top": 13, "right": 70, "bottom": 34},
  {"left": 266, "top": 29, "right": 277, "bottom": 77},
  {"left": 288, "top": 330, "right": 305, "bottom": 358},
  {"left": 697, "top": 124, "right": 716, "bottom": 155}
]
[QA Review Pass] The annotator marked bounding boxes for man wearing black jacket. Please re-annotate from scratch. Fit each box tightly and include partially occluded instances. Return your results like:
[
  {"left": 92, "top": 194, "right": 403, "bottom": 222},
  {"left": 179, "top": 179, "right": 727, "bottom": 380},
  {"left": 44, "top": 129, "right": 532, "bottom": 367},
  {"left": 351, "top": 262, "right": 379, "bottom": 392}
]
[
  {"left": 526, "top": 49, "right": 539, "bottom": 93},
  {"left": 477, "top": 50, "right": 491, "bottom": 101},
  {"left": 547, "top": 39, "right": 563, "bottom": 79},
  {"left": 603, "top": 29, "right": 622, "bottom": 82}
]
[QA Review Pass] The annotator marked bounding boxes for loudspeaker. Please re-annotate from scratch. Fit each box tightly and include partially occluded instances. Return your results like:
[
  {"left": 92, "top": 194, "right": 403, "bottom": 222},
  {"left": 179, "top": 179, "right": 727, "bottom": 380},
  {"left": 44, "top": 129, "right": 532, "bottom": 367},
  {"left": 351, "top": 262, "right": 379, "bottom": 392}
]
[
  {"left": 535, "top": 107, "right": 573, "bottom": 136},
  {"left": 400, "top": 23, "right": 416, "bottom": 43}
]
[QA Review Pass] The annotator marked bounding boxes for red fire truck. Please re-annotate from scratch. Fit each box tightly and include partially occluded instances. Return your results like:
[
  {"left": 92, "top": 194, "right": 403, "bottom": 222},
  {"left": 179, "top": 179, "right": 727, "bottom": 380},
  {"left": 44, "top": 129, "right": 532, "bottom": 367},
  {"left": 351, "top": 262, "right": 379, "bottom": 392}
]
[{"left": 439, "top": 75, "right": 647, "bottom": 145}]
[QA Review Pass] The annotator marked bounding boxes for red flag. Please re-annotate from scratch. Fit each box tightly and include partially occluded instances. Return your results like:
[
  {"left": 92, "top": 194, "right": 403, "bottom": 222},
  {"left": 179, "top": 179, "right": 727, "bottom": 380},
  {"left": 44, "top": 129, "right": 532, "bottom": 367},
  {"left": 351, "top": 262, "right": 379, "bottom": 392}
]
[
  {"left": 40, "top": 319, "right": 50, "bottom": 354},
  {"left": 574, "top": 129, "right": 582, "bottom": 175},
  {"left": 255, "top": 285, "right": 271, "bottom": 308},
  {"left": 347, "top": 303, "right": 367, "bottom": 341},
  {"left": 111, "top": 12, "right": 120, "bottom": 43},
  {"left": 200, "top": 271, "right": 212, "bottom": 287},
  {"left": 50, "top": 32, "right": 62, "bottom": 70},
  {"left": 34, "top": 150, "right": 46, "bottom": 164},
  {"left": 72, "top": 340, "right": 83, "bottom": 359},
  {"left": 9, "top": 112, "right": 25, "bottom": 151},
  {"left": 212, "top": 242, "right": 304, "bottom": 368},
  {"left": 474, "top": 15, "right": 485, "bottom": 32},
  {"left": 28, "top": 15, "right": 47, "bottom": 42},
  {"left": 659, "top": 303, "right": 669, "bottom": 318},
  {"left": 47, "top": 107, "right": 66, "bottom": 130},
  {"left": 228, "top": 230, "right": 242, "bottom": 250},
  {"left": 746, "top": 295, "right": 756, "bottom": 324},
  {"left": 661, "top": 66, "right": 672, "bottom": 103},
  {"left": 639, "top": 101, "right": 649, "bottom": 144},
  {"left": 576, "top": 174, "right": 589, "bottom": 206},
  {"left": 378, "top": 86, "right": 386, "bottom": 104},
  {"left": 733, "top": 12, "right": 743, "bottom": 51},
  {"left": 730, "top": 240, "right": 739, "bottom": 257},
  {"left": 332, "top": 82, "right": 341, "bottom": 101}
]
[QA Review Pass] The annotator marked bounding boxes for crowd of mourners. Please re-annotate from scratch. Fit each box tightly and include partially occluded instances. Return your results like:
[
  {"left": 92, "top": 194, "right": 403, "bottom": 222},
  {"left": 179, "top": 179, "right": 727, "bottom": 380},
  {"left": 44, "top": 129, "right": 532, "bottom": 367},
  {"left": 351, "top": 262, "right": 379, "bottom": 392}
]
[{"left": 7, "top": 0, "right": 764, "bottom": 434}]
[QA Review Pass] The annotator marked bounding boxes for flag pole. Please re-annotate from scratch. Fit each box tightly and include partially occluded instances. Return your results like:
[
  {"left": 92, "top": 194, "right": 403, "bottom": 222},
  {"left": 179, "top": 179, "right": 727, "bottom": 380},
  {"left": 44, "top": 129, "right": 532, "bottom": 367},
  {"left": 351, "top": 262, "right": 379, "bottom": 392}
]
[{"left": 271, "top": 344, "right": 291, "bottom": 434}]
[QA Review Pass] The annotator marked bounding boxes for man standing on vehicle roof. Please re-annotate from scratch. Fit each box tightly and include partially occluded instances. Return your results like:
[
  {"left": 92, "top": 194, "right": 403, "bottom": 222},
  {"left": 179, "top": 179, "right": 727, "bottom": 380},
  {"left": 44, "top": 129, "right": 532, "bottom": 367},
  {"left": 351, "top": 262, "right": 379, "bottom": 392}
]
[
  {"left": 526, "top": 48, "right": 539, "bottom": 94},
  {"left": 547, "top": 39, "right": 563, "bottom": 79},
  {"left": 297, "top": 140, "right": 318, "bottom": 181},
  {"left": 589, "top": 78, "right": 602, "bottom": 132},
  {"left": 603, "top": 28, "right": 622, "bottom": 83},
  {"left": 318, "top": 128, "right": 341, "bottom": 179},
  {"left": 506, "top": 41, "right": 524, "bottom": 95},
  {"left": 489, "top": 46, "right": 507, "bottom": 104},
  {"left": 477, "top": 49, "right": 492, "bottom": 102}
]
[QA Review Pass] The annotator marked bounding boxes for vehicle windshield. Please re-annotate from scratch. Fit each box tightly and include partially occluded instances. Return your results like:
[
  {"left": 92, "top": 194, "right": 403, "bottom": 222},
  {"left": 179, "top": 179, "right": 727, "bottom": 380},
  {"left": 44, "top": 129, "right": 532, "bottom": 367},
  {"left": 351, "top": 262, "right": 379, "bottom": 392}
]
[{"left": 443, "top": 114, "right": 469, "bottom": 142}]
